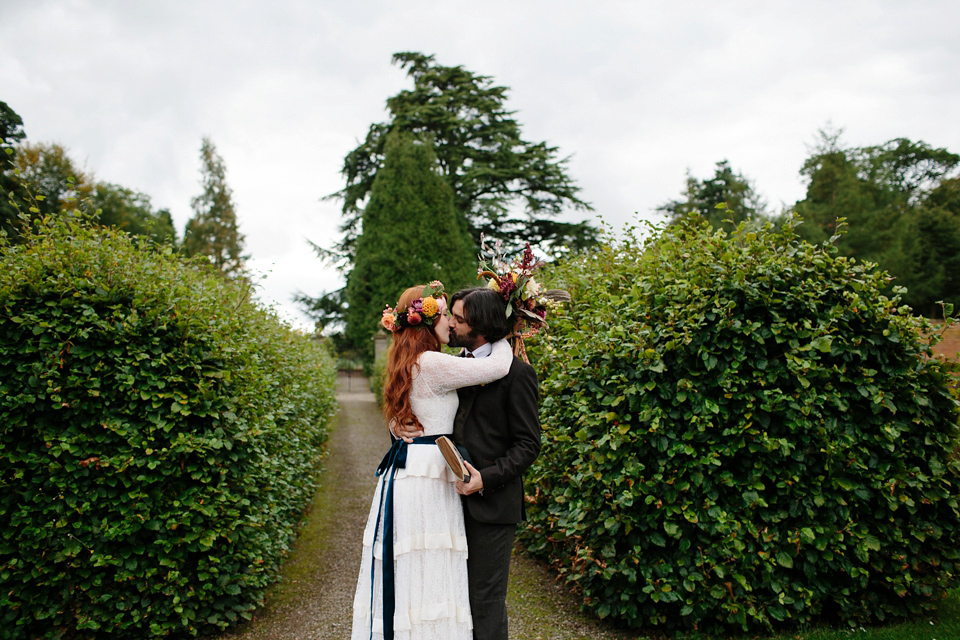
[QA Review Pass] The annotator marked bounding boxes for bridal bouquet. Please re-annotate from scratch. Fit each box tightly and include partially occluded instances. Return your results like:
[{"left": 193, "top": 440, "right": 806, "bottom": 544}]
[{"left": 476, "top": 235, "right": 569, "bottom": 360}]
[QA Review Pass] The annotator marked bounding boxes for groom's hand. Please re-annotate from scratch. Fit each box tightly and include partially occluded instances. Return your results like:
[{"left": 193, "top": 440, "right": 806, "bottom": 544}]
[
  {"left": 456, "top": 462, "right": 483, "bottom": 495},
  {"left": 390, "top": 418, "right": 423, "bottom": 443}
]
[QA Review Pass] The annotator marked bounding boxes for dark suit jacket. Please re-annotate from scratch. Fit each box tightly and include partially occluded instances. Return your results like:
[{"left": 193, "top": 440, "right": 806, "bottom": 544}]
[{"left": 453, "top": 355, "right": 541, "bottom": 524}]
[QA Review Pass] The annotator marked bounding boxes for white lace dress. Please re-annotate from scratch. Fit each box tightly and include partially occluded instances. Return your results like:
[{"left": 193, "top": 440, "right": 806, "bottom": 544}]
[{"left": 351, "top": 339, "right": 513, "bottom": 640}]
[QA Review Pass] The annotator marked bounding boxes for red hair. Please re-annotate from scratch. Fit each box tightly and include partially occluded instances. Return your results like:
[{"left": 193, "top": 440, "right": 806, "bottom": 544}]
[{"left": 382, "top": 285, "right": 446, "bottom": 428}]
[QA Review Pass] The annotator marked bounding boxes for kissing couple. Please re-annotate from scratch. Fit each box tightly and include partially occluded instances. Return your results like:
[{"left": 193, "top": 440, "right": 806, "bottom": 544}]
[{"left": 351, "top": 282, "right": 541, "bottom": 640}]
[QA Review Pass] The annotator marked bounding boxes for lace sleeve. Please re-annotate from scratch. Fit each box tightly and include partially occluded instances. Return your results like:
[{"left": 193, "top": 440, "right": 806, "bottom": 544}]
[{"left": 416, "top": 339, "right": 513, "bottom": 395}]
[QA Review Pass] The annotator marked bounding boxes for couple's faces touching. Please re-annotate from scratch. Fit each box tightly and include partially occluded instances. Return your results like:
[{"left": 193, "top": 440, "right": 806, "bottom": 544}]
[
  {"left": 447, "top": 299, "right": 482, "bottom": 350},
  {"left": 433, "top": 298, "right": 482, "bottom": 350}
]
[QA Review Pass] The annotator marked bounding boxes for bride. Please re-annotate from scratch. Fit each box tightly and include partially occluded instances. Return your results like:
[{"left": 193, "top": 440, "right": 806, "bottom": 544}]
[{"left": 351, "top": 281, "right": 513, "bottom": 640}]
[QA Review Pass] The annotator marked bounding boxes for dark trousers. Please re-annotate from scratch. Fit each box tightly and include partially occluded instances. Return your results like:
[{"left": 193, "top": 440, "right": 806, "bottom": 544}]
[{"left": 464, "top": 507, "right": 516, "bottom": 640}]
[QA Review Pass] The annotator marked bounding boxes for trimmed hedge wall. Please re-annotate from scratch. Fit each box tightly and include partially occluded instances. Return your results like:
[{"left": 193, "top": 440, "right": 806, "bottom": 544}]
[
  {"left": 0, "top": 217, "right": 338, "bottom": 637},
  {"left": 523, "top": 217, "right": 960, "bottom": 634}
]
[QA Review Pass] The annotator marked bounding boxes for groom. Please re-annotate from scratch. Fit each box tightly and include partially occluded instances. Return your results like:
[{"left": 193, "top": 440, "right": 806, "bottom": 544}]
[
  {"left": 397, "top": 286, "right": 541, "bottom": 640},
  {"left": 450, "top": 286, "right": 541, "bottom": 640}
]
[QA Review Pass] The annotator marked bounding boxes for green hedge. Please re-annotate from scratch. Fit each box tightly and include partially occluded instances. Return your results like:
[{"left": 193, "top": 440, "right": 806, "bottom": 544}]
[
  {"left": 370, "top": 344, "right": 388, "bottom": 408},
  {"left": 0, "top": 216, "right": 338, "bottom": 638},
  {"left": 522, "top": 216, "right": 960, "bottom": 634}
]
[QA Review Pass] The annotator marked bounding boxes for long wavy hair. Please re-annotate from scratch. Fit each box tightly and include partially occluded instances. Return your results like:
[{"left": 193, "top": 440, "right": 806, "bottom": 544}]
[{"left": 382, "top": 285, "right": 447, "bottom": 428}]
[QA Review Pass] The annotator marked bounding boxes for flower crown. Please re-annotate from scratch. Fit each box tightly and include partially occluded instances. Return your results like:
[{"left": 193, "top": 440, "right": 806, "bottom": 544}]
[{"left": 381, "top": 281, "right": 446, "bottom": 333}]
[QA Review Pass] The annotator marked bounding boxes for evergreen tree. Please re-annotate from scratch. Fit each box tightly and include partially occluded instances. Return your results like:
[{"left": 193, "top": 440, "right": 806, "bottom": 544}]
[
  {"left": 328, "top": 52, "right": 594, "bottom": 263},
  {"left": 183, "top": 137, "right": 247, "bottom": 276},
  {"left": 658, "top": 160, "right": 767, "bottom": 229},
  {"left": 344, "top": 131, "right": 474, "bottom": 359},
  {"left": 306, "top": 52, "right": 594, "bottom": 332}
]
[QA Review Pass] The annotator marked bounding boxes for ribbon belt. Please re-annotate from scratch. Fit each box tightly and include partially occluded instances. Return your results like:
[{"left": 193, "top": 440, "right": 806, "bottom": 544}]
[{"left": 368, "top": 434, "right": 441, "bottom": 640}]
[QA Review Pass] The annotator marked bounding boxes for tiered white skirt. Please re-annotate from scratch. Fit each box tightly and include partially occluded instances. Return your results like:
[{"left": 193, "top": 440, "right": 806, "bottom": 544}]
[{"left": 351, "top": 442, "right": 472, "bottom": 640}]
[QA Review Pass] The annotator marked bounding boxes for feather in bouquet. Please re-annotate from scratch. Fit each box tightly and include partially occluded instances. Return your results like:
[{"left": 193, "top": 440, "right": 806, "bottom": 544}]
[{"left": 476, "top": 235, "right": 570, "bottom": 362}]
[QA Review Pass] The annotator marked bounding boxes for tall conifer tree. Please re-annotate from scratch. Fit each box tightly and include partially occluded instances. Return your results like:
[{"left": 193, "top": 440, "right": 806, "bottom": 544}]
[
  {"left": 304, "top": 53, "right": 595, "bottom": 333},
  {"left": 184, "top": 137, "right": 247, "bottom": 276},
  {"left": 345, "top": 131, "right": 474, "bottom": 358},
  {"left": 331, "top": 53, "right": 594, "bottom": 261}
]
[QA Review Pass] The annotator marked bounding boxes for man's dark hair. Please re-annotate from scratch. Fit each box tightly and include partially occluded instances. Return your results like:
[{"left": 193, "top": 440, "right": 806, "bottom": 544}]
[{"left": 451, "top": 287, "right": 512, "bottom": 343}]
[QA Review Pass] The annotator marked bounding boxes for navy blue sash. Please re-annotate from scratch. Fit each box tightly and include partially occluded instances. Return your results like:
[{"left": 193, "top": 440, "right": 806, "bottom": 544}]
[{"left": 368, "top": 434, "right": 441, "bottom": 640}]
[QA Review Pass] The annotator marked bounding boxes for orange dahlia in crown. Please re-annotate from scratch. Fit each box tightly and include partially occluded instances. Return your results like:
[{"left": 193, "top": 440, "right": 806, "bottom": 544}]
[{"left": 476, "top": 235, "right": 570, "bottom": 361}]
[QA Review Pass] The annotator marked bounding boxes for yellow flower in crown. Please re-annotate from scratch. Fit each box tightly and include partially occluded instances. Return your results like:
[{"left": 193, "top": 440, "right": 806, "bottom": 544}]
[{"left": 421, "top": 296, "right": 439, "bottom": 317}]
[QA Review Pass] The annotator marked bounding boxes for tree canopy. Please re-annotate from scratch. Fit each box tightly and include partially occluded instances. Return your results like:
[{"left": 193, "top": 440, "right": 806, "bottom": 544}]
[
  {"left": 0, "top": 101, "right": 24, "bottom": 148},
  {"left": 328, "top": 52, "right": 595, "bottom": 262},
  {"left": 13, "top": 142, "right": 94, "bottom": 216},
  {"left": 91, "top": 182, "right": 177, "bottom": 245},
  {"left": 1, "top": 107, "right": 177, "bottom": 247},
  {"left": 658, "top": 159, "right": 767, "bottom": 229},
  {"left": 793, "top": 129, "right": 960, "bottom": 315}
]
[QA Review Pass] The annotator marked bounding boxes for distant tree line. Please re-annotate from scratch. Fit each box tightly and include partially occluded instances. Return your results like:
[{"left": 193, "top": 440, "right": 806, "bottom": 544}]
[
  {"left": 1, "top": 100, "right": 246, "bottom": 278},
  {"left": 658, "top": 128, "right": 960, "bottom": 317}
]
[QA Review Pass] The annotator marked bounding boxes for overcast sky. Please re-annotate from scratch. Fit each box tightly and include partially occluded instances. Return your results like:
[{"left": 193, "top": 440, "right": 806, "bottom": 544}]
[{"left": 3, "top": 0, "right": 958, "bottom": 329}]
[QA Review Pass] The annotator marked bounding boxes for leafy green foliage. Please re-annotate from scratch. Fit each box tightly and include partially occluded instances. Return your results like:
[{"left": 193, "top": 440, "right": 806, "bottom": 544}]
[
  {"left": 0, "top": 110, "right": 177, "bottom": 247},
  {"left": 344, "top": 131, "right": 475, "bottom": 360},
  {"left": 91, "top": 182, "right": 178, "bottom": 245},
  {"left": 370, "top": 347, "right": 387, "bottom": 408},
  {"left": 12, "top": 141, "right": 95, "bottom": 216},
  {"left": 0, "top": 215, "right": 338, "bottom": 638},
  {"left": 522, "top": 217, "right": 960, "bottom": 634},
  {"left": 0, "top": 101, "right": 25, "bottom": 150}
]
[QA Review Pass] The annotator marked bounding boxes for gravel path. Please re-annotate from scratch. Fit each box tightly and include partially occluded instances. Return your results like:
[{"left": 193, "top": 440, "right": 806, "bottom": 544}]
[{"left": 213, "top": 381, "right": 642, "bottom": 640}]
